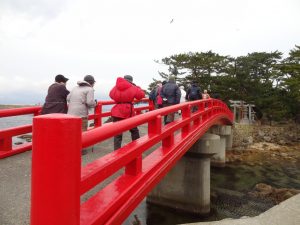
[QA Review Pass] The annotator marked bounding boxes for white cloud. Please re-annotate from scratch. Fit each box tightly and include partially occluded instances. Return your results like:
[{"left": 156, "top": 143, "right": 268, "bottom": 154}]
[
  {"left": 0, "top": 0, "right": 299, "bottom": 104},
  {"left": 0, "top": 0, "right": 71, "bottom": 18}
]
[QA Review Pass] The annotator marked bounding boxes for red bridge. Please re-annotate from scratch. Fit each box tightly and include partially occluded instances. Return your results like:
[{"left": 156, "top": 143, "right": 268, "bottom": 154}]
[{"left": 0, "top": 99, "right": 233, "bottom": 225}]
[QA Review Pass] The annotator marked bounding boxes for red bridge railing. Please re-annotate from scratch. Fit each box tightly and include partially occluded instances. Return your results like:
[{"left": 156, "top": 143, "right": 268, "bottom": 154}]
[
  {"left": 0, "top": 106, "right": 41, "bottom": 158},
  {"left": 0, "top": 99, "right": 154, "bottom": 159},
  {"left": 30, "top": 99, "right": 233, "bottom": 225}
]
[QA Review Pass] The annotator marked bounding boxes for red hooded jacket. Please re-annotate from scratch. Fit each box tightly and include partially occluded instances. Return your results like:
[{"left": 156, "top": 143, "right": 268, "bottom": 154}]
[{"left": 109, "top": 77, "right": 145, "bottom": 118}]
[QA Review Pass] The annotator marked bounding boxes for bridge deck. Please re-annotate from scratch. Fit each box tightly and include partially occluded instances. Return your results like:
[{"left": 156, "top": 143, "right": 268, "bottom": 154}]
[{"left": 0, "top": 123, "right": 149, "bottom": 225}]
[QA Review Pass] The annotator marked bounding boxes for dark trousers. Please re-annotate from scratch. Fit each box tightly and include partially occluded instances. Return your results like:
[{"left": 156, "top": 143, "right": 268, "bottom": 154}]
[
  {"left": 163, "top": 102, "right": 175, "bottom": 125},
  {"left": 112, "top": 116, "right": 140, "bottom": 150}
]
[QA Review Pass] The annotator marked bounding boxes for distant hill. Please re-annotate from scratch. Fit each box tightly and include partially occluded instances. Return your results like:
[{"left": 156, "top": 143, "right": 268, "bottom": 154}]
[{"left": 0, "top": 104, "right": 36, "bottom": 109}]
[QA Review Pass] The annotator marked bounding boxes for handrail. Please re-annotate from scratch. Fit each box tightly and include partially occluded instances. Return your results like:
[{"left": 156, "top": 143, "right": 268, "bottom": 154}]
[
  {"left": 0, "top": 98, "right": 154, "bottom": 159},
  {"left": 30, "top": 98, "right": 233, "bottom": 225},
  {"left": 0, "top": 106, "right": 41, "bottom": 118}
]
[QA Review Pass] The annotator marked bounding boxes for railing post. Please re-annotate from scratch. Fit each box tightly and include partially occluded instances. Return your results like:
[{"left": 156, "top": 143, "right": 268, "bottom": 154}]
[
  {"left": 199, "top": 102, "right": 205, "bottom": 112},
  {"left": 125, "top": 156, "right": 142, "bottom": 176},
  {"left": 162, "top": 134, "right": 174, "bottom": 148},
  {"left": 148, "top": 115, "right": 162, "bottom": 136},
  {"left": 31, "top": 114, "right": 82, "bottom": 225},
  {"left": 182, "top": 106, "right": 191, "bottom": 137},
  {"left": 149, "top": 100, "right": 155, "bottom": 111},
  {"left": 0, "top": 134, "right": 12, "bottom": 151},
  {"left": 33, "top": 109, "right": 40, "bottom": 116},
  {"left": 94, "top": 102, "right": 102, "bottom": 127}
]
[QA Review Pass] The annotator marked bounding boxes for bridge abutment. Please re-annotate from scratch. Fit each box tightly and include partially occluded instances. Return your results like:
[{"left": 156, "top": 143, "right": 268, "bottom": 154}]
[
  {"left": 209, "top": 125, "right": 233, "bottom": 167},
  {"left": 147, "top": 133, "right": 221, "bottom": 215}
]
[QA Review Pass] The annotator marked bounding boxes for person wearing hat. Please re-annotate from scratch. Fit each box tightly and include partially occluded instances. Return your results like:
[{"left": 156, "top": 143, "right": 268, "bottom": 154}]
[
  {"left": 41, "top": 74, "right": 70, "bottom": 114},
  {"left": 109, "top": 75, "right": 145, "bottom": 150},
  {"left": 67, "top": 75, "right": 96, "bottom": 135}
]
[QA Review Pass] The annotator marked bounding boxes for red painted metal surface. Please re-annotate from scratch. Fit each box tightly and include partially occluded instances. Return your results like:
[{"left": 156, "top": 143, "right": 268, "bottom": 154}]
[
  {"left": 0, "top": 99, "right": 153, "bottom": 159},
  {"left": 31, "top": 114, "right": 82, "bottom": 225},
  {"left": 0, "top": 106, "right": 40, "bottom": 158},
  {"left": 30, "top": 99, "right": 233, "bottom": 225},
  {"left": 0, "top": 106, "right": 41, "bottom": 118}
]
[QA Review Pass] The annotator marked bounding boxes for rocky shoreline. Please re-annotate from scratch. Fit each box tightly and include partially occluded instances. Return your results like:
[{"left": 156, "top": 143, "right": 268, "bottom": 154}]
[{"left": 226, "top": 123, "right": 300, "bottom": 204}]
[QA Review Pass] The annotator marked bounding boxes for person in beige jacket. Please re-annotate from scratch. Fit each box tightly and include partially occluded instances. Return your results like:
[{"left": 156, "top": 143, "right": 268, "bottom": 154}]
[
  {"left": 67, "top": 75, "right": 96, "bottom": 155},
  {"left": 67, "top": 75, "right": 96, "bottom": 131}
]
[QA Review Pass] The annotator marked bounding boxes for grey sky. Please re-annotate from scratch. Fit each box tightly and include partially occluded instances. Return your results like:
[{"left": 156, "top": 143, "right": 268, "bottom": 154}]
[{"left": 0, "top": 0, "right": 299, "bottom": 104}]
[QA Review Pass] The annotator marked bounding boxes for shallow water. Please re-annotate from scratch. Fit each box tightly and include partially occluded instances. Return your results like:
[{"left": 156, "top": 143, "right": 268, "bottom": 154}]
[
  {"left": 0, "top": 115, "right": 33, "bottom": 129},
  {"left": 0, "top": 115, "right": 33, "bottom": 144},
  {"left": 124, "top": 152, "right": 300, "bottom": 225}
]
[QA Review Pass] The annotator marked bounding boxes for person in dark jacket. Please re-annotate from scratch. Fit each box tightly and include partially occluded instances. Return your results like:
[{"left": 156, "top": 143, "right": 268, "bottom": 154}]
[
  {"left": 109, "top": 75, "right": 145, "bottom": 150},
  {"left": 186, "top": 82, "right": 202, "bottom": 101},
  {"left": 160, "top": 76, "right": 181, "bottom": 124},
  {"left": 186, "top": 82, "right": 202, "bottom": 112},
  {"left": 41, "top": 74, "right": 70, "bottom": 114}
]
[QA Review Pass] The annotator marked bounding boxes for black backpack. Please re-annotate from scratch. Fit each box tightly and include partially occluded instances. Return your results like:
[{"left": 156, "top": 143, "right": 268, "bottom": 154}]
[{"left": 189, "top": 86, "right": 200, "bottom": 100}]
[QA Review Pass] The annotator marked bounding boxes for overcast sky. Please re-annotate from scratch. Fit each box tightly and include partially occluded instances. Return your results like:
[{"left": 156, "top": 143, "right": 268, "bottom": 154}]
[{"left": 0, "top": 0, "right": 299, "bottom": 104}]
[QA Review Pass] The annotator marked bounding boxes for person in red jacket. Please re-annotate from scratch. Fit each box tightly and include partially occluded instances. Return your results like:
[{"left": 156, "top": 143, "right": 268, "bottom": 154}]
[{"left": 109, "top": 75, "right": 145, "bottom": 150}]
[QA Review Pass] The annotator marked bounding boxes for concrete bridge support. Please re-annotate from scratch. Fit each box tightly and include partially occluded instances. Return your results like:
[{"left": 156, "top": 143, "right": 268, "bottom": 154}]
[
  {"left": 209, "top": 125, "right": 233, "bottom": 167},
  {"left": 210, "top": 125, "right": 232, "bottom": 150},
  {"left": 147, "top": 133, "right": 221, "bottom": 215}
]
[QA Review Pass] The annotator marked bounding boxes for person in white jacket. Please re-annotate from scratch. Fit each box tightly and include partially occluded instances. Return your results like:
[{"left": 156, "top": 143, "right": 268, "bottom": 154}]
[
  {"left": 179, "top": 86, "right": 186, "bottom": 103},
  {"left": 67, "top": 75, "right": 96, "bottom": 131}
]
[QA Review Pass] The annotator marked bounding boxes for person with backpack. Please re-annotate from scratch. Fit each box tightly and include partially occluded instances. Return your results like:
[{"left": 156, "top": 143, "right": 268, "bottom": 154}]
[
  {"left": 149, "top": 82, "right": 163, "bottom": 109},
  {"left": 186, "top": 82, "right": 202, "bottom": 112}
]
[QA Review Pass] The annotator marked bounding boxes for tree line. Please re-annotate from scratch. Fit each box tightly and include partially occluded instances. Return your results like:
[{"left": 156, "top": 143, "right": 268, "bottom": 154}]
[{"left": 148, "top": 45, "right": 300, "bottom": 122}]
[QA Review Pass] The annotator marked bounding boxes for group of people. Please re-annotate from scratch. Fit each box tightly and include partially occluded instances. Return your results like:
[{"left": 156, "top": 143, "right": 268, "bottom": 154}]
[
  {"left": 41, "top": 74, "right": 144, "bottom": 153},
  {"left": 41, "top": 74, "right": 97, "bottom": 132},
  {"left": 150, "top": 78, "right": 211, "bottom": 120},
  {"left": 41, "top": 74, "right": 210, "bottom": 153}
]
